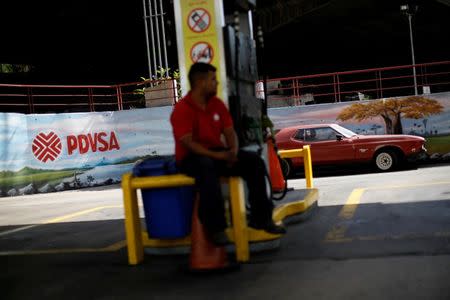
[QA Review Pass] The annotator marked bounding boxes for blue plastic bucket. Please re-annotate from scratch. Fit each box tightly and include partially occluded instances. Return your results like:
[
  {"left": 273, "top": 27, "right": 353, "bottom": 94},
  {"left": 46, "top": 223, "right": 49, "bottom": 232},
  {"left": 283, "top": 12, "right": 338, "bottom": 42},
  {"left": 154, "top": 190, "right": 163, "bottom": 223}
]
[{"left": 133, "top": 156, "right": 194, "bottom": 239}]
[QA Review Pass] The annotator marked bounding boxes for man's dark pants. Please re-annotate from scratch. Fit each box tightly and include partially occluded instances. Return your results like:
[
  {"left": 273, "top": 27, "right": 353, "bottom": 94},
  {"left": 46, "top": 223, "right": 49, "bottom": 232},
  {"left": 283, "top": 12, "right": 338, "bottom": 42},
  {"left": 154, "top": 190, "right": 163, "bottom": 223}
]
[{"left": 180, "top": 150, "right": 274, "bottom": 234}]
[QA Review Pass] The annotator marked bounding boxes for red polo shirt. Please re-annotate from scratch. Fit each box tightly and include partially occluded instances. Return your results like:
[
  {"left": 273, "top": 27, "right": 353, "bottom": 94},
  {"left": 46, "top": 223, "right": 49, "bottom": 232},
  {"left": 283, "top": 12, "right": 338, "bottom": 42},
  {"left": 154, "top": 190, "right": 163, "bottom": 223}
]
[{"left": 170, "top": 92, "right": 234, "bottom": 162}]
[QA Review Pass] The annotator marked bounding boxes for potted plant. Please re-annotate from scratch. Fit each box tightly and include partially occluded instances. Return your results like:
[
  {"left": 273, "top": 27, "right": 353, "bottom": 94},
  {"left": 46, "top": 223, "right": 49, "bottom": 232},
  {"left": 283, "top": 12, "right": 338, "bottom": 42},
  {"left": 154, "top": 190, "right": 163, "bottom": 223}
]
[{"left": 138, "top": 67, "right": 182, "bottom": 108}]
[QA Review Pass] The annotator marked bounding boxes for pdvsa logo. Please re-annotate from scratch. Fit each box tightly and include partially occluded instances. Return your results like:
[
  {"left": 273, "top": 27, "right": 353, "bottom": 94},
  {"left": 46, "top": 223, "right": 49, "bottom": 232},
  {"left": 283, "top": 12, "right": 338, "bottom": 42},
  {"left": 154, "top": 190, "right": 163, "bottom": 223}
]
[
  {"left": 32, "top": 131, "right": 120, "bottom": 163},
  {"left": 32, "top": 131, "right": 62, "bottom": 162},
  {"left": 66, "top": 132, "right": 120, "bottom": 155}
]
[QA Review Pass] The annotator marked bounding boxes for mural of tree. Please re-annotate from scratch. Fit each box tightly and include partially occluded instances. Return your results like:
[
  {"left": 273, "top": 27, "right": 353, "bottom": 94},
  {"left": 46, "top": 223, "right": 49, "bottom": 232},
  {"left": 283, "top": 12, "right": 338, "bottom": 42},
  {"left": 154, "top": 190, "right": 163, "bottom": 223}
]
[{"left": 337, "top": 96, "right": 444, "bottom": 134}]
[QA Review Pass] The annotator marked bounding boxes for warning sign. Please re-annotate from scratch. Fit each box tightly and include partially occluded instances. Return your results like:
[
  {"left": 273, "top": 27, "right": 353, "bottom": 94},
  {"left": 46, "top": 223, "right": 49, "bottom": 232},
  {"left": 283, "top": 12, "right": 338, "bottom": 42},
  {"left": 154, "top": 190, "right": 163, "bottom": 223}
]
[
  {"left": 187, "top": 8, "right": 210, "bottom": 33},
  {"left": 190, "top": 42, "right": 214, "bottom": 63},
  {"left": 174, "top": 0, "right": 228, "bottom": 102}
]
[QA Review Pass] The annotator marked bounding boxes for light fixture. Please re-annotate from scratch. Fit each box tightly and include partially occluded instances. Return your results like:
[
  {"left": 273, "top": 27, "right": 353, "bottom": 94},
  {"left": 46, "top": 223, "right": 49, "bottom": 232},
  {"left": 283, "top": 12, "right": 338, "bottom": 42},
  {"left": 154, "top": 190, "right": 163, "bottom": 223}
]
[{"left": 400, "top": 3, "right": 419, "bottom": 95}]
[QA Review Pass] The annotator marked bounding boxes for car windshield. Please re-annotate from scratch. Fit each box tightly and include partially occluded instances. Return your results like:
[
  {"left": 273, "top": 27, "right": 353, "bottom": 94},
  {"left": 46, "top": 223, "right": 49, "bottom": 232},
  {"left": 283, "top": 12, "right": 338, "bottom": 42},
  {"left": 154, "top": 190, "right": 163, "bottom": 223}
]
[{"left": 330, "top": 124, "right": 357, "bottom": 138}]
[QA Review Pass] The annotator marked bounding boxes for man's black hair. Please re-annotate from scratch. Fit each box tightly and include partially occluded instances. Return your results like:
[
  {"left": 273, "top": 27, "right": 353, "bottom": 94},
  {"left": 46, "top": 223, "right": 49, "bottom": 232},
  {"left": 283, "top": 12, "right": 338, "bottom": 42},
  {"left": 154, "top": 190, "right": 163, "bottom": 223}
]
[{"left": 188, "top": 63, "right": 216, "bottom": 88}]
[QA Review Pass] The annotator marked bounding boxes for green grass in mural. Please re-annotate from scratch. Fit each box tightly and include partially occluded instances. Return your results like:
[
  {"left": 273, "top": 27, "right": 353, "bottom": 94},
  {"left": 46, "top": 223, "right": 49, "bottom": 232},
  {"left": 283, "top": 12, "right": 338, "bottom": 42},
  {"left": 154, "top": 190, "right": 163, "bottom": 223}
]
[
  {"left": 0, "top": 168, "right": 76, "bottom": 190},
  {"left": 425, "top": 135, "right": 450, "bottom": 154}
]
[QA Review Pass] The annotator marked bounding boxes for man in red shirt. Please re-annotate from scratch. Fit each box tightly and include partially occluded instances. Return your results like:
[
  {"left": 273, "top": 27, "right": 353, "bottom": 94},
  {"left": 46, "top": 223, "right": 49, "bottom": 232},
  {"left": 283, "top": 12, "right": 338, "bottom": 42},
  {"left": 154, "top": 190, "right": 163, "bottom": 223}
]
[{"left": 170, "top": 62, "right": 285, "bottom": 245}]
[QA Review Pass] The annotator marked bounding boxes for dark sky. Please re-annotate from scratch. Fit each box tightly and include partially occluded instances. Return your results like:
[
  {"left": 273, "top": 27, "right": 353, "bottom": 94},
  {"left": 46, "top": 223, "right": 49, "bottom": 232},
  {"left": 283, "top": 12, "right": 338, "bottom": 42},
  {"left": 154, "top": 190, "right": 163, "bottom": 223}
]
[
  {"left": 0, "top": 0, "right": 449, "bottom": 84},
  {"left": 0, "top": 1, "right": 149, "bottom": 84},
  {"left": 263, "top": 0, "right": 450, "bottom": 76}
]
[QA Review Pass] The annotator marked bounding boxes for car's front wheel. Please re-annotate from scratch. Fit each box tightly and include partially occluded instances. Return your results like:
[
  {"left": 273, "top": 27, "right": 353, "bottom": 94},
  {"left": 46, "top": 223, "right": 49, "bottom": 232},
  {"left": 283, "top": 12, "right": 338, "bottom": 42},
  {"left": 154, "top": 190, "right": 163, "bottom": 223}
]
[
  {"left": 374, "top": 150, "right": 398, "bottom": 171},
  {"left": 279, "top": 158, "right": 293, "bottom": 178}
]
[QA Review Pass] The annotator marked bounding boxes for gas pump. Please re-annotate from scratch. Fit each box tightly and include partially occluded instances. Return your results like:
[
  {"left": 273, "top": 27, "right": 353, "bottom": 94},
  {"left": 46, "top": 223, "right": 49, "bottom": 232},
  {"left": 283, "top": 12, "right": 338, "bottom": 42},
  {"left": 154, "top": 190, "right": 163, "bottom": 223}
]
[
  {"left": 173, "top": 0, "right": 300, "bottom": 200},
  {"left": 222, "top": 1, "right": 287, "bottom": 199},
  {"left": 130, "top": 0, "right": 319, "bottom": 262},
  {"left": 222, "top": 3, "right": 262, "bottom": 149}
]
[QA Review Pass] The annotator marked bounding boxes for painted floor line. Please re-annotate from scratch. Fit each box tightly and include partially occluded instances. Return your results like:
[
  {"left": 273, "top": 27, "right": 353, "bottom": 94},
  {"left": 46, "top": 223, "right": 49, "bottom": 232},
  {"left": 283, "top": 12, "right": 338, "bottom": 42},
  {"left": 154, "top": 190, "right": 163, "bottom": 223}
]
[
  {"left": 324, "top": 188, "right": 365, "bottom": 241},
  {"left": 44, "top": 205, "right": 122, "bottom": 223},
  {"left": 0, "top": 225, "right": 38, "bottom": 237},
  {"left": 0, "top": 205, "right": 122, "bottom": 237},
  {"left": 324, "top": 231, "right": 450, "bottom": 243},
  {"left": 366, "top": 180, "right": 450, "bottom": 191},
  {"left": 338, "top": 188, "right": 365, "bottom": 219},
  {"left": 0, "top": 240, "right": 127, "bottom": 256},
  {"left": 323, "top": 180, "right": 450, "bottom": 242}
]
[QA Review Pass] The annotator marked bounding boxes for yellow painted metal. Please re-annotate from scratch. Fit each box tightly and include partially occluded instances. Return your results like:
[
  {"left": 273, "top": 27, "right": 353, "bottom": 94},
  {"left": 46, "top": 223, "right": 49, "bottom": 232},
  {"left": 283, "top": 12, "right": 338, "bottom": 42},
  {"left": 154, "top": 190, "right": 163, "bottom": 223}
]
[
  {"left": 122, "top": 173, "right": 144, "bottom": 265},
  {"left": 142, "top": 232, "right": 191, "bottom": 247},
  {"left": 279, "top": 145, "right": 314, "bottom": 188},
  {"left": 279, "top": 148, "right": 304, "bottom": 159},
  {"left": 123, "top": 173, "right": 195, "bottom": 265},
  {"left": 121, "top": 147, "right": 317, "bottom": 265},
  {"left": 303, "top": 145, "right": 314, "bottom": 188},
  {"left": 247, "top": 227, "right": 282, "bottom": 242},
  {"left": 273, "top": 188, "right": 319, "bottom": 223},
  {"left": 226, "top": 227, "right": 281, "bottom": 243},
  {"left": 131, "top": 174, "right": 195, "bottom": 189},
  {"left": 122, "top": 173, "right": 252, "bottom": 264},
  {"left": 229, "top": 177, "right": 250, "bottom": 262}
]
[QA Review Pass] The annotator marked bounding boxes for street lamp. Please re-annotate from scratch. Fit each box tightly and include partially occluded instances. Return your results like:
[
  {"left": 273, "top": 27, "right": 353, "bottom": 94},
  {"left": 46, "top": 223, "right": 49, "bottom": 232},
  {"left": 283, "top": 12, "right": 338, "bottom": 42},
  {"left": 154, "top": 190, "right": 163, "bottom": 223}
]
[{"left": 400, "top": 4, "right": 419, "bottom": 95}]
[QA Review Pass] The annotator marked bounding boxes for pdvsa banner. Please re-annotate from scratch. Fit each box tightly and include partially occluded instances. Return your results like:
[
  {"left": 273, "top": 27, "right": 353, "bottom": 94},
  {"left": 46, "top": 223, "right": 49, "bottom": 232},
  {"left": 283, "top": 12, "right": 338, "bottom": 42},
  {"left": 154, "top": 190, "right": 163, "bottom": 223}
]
[{"left": 0, "top": 107, "right": 174, "bottom": 197}]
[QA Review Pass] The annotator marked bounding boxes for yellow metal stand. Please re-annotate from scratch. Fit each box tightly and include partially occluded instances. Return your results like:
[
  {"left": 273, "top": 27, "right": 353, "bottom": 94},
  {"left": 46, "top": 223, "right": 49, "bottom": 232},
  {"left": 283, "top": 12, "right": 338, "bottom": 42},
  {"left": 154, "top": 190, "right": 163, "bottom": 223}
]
[
  {"left": 278, "top": 145, "right": 313, "bottom": 188},
  {"left": 122, "top": 174, "right": 253, "bottom": 265},
  {"left": 122, "top": 145, "right": 317, "bottom": 265}
]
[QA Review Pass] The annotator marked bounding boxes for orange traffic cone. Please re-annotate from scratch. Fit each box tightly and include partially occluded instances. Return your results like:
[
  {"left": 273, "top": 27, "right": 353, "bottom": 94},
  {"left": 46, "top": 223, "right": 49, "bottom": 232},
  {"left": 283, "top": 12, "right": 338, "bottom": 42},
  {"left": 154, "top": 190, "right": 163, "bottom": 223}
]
[
  {"left": 267, "top": 138, "right": 286, "bottom": 193},
  {"left": 189, "top": 196, "right": 229, "bottom": 271}
]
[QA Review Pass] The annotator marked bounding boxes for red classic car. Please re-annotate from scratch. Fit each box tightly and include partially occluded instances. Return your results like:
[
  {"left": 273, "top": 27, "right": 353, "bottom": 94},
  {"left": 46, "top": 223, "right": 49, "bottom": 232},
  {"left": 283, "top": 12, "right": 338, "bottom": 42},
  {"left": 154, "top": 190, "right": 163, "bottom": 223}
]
[{"left": 275, "top": 123, "right": 426, "bottom": 176}]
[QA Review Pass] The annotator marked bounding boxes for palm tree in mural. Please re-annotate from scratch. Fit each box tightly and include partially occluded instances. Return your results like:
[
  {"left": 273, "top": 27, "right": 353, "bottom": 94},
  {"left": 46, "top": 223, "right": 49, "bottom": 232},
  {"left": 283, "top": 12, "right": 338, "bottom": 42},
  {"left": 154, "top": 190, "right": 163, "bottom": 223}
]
[
  {"left": 337, "top": 96, "right": 443, "bottom": 134},
  {"left": 370, "top": 124, "right": 383, "bottom": 134},
  {"left": 423, "top": 118, "right": 428, "bottom": 135}
]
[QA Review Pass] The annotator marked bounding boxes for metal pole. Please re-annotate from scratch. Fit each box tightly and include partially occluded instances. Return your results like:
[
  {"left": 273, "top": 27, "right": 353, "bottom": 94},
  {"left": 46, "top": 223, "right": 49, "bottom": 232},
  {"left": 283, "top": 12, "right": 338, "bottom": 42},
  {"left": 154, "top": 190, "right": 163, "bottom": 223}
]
[
  {"left": 27, "top": 87, "right": 34, "bottom": 114},
  {"left": 148, "top": 0, "right": 158, "bottom": 79},
  {"left": 153, "top": 0, "right": 163, "bottom": 75},
  {"left": 333, "top": 74, "right": 337, "bottom": 102},
  {"left": 159, "top": 0, "right": 169, "bottom": 78},
  {"left": 378, "top": 70, "right": 383, "bottom": 98},
  {"left": 142, "top": 0, "right": 152, "bottom": 80},
  {"left": 336, "top": 74, "right": 341, "bottom": 102},
  {"left": 408, "top": 14, "right": 418, "bottom": 95},
  {"left": 88, "top": 88, "right": 94, "bottom": 112}
]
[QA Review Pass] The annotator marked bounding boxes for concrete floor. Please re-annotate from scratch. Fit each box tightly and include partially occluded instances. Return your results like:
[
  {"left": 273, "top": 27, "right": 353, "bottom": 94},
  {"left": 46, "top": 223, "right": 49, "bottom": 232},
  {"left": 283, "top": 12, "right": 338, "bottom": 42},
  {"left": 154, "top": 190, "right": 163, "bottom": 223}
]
[{"left": 1, "top": 164, "right": 450, "bottom": 299}]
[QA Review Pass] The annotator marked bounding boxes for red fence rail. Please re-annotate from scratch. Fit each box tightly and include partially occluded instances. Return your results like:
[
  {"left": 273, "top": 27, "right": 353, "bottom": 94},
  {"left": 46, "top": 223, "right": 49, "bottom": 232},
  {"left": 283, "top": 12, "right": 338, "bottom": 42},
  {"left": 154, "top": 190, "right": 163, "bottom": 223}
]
[
  {"left": 1, "top": 61, "right": 449, "bottom": 113},
  {"left": 261, "top": 60, "right": 450, "bottom": 107},
  {"left": 0, "top": 78, "right": 178, "bottom": 114}
]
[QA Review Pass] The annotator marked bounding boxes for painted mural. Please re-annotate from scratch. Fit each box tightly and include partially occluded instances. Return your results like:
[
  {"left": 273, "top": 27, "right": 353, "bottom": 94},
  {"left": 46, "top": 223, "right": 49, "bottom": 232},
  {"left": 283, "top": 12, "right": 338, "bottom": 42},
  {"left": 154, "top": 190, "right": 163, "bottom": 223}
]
[
  {"left": 268, "top": 92, "right": 450, "bottom": 161},
  {"left": 0, "top": 107, "right": 174, "bottom": 197},
  {"left": 2, "top": 92, "right": 449, "bottom": 197}
]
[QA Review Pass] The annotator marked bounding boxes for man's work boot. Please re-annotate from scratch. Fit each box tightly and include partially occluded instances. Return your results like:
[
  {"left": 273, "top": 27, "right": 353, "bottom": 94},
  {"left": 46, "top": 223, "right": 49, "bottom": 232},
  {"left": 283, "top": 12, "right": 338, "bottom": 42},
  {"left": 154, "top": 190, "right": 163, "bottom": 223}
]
[{"left": 249, "top": 220, "right": 287, "bottom": 235}]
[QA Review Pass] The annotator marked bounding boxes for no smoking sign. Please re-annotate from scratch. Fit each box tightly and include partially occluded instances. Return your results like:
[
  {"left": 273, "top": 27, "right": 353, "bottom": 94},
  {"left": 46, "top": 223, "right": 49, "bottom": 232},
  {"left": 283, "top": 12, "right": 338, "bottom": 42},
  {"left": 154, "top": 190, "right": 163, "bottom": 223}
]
[
  {"left": 190, "top": 42, "right": 214, "bottom": 63},
  {"left": 187, "top": 8, "right": 210, "bottom": 33}
]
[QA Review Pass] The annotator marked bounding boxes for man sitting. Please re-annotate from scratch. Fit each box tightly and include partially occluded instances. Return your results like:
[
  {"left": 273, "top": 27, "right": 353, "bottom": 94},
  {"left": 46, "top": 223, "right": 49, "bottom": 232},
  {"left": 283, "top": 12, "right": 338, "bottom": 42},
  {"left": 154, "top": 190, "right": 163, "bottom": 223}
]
[{"left": 170, "top": 62, "right": 286, "bottom": 245}]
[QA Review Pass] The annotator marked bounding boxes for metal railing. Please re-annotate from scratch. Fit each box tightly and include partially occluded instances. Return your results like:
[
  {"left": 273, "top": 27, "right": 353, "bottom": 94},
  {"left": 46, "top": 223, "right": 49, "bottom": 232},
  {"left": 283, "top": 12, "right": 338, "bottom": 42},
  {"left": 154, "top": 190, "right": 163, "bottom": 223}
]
[
  {"left": 260, "top": 60, "right": 450, "bottom": 107},
  {"left": 1, "top": 61, "right": 449, "bottom": 113},
  {"left": 0, "top": 78, "right": 178, "bottom": 114}
]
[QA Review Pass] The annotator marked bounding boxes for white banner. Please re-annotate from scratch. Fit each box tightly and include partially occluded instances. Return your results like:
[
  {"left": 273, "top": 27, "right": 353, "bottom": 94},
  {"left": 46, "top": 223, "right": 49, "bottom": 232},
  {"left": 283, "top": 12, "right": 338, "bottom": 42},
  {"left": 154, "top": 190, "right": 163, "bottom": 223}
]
[{"left": 0, "top": 107, "right": 174, "bottom": 196}]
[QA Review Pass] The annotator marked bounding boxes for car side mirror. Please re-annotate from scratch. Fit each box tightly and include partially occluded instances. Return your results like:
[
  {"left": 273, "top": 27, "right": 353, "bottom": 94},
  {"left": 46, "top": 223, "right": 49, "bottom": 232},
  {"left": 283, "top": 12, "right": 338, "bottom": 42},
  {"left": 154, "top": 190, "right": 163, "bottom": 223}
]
[{"left": 336, "top": 134, "right": 343, "bottom": 141}]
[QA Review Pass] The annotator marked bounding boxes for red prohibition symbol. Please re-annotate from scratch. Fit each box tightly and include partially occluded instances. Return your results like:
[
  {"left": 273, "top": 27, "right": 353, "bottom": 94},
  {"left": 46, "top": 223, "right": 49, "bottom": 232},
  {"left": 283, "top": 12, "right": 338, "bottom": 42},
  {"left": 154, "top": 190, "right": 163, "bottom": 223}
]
[
  {"left": 190, "top": 42, "right": 214, "bottom": 63},
  {"left": 187, "top": 8, "right": 211, "bottom": 33}
]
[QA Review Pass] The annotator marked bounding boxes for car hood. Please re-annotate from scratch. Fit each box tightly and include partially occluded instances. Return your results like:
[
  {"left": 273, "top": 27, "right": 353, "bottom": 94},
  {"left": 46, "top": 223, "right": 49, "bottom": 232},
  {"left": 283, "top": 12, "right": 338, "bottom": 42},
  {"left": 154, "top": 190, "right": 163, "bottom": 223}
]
[{"left": 353, "top": 134, "right": 425, "bottom": 142}]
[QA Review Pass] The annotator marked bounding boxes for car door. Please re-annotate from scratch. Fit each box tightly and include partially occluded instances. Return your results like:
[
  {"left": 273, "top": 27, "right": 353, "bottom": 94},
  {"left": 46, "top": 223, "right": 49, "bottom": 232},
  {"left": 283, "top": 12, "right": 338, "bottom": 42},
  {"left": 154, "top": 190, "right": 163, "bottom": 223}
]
[
  {"left": 287, "top": 129, "right": 307, "bottom": 166},
  {"left": 302, "top": 126, "right": 356, "bottom": 164}
]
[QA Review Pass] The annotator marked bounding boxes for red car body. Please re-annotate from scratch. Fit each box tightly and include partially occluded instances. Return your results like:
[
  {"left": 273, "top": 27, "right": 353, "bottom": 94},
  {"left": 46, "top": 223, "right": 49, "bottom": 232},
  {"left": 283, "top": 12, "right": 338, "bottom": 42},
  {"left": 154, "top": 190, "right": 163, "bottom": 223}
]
[{"left": 275, "top": 123, "right": 426, "bottom": 175}]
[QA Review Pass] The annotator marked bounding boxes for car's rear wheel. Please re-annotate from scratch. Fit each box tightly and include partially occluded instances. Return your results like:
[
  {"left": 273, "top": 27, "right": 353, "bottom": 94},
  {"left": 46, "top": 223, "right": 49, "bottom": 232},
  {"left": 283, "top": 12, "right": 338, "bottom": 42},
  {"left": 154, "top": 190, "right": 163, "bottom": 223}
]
[
  {"left": 374, "top": 150, "right": 398, "bottom": 171},
  {"left": 280, "top": 158, "right": 293, "bottom": 178}
]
